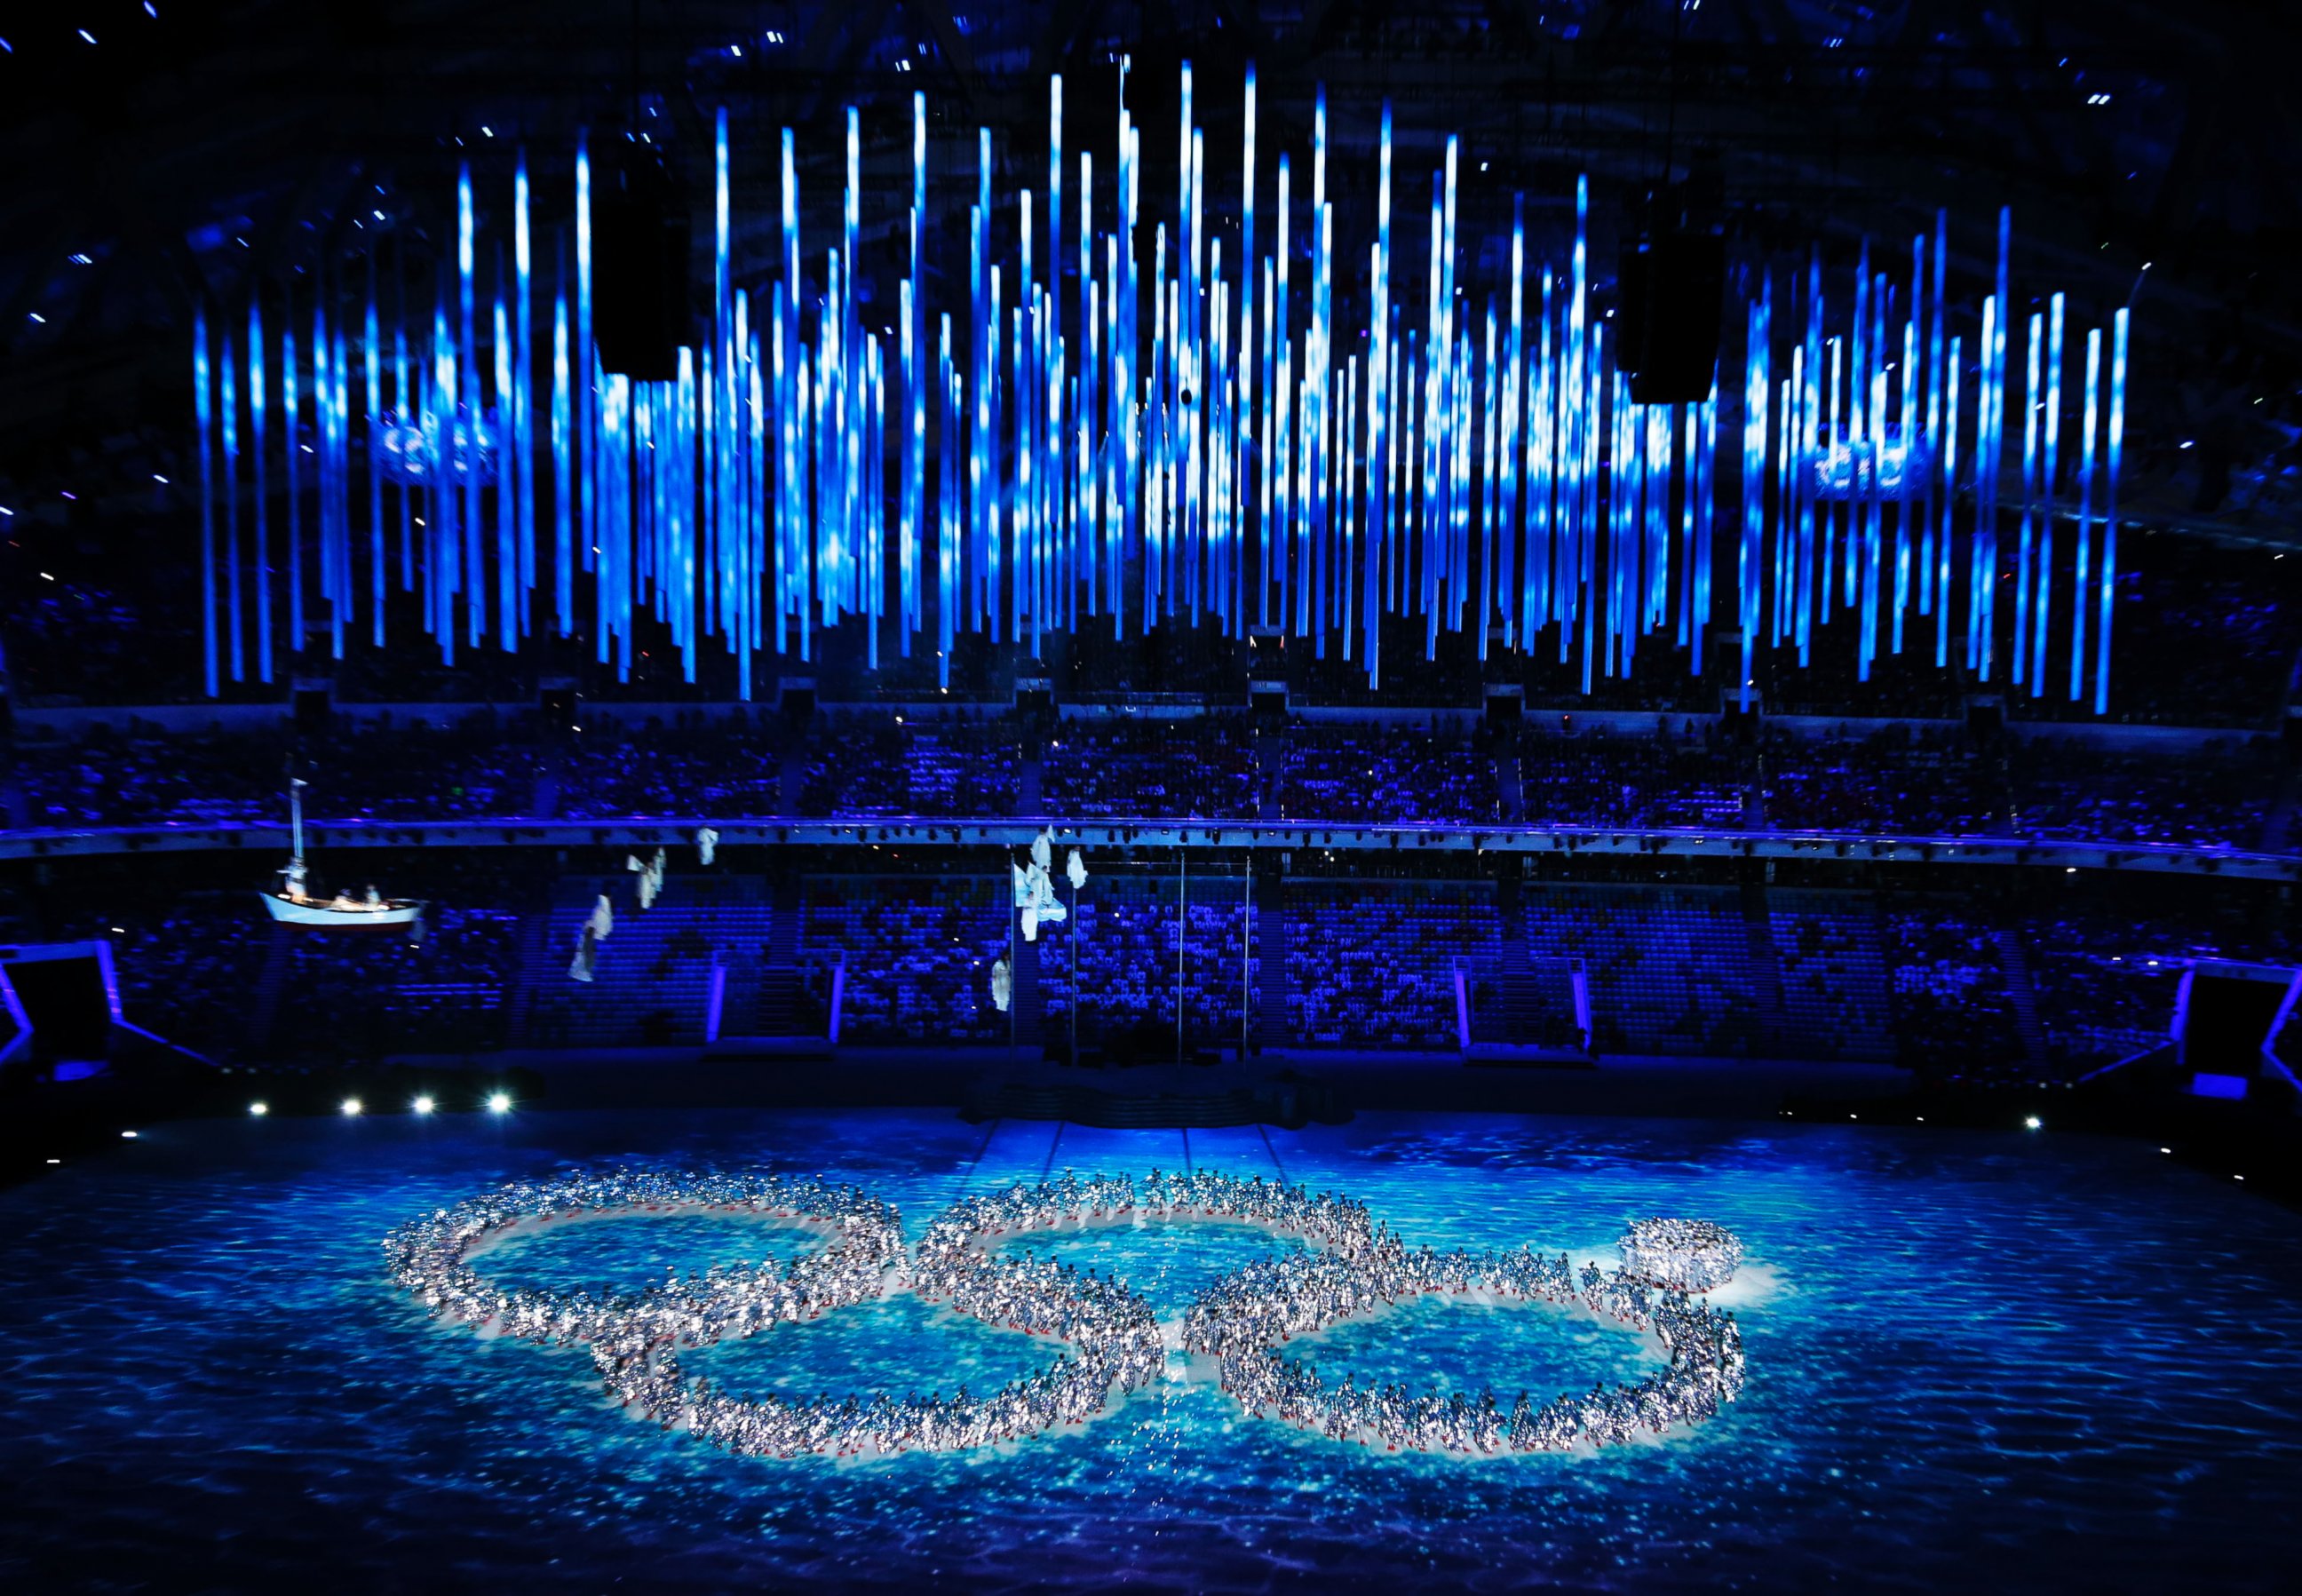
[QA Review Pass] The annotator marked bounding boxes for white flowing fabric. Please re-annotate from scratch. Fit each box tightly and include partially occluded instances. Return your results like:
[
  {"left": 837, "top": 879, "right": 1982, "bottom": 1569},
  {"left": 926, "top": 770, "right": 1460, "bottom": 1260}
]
[
  {"left": 695, "top": 827, "right": 718, "bottom": 867},
  {"left": 989, "top": 956, "right": 1012, "bottom": 1012}
]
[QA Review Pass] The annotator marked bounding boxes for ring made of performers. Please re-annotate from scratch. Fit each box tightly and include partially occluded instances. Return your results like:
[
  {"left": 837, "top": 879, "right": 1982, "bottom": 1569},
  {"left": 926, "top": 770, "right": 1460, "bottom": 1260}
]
[{"left": 385, "top": 1171, "right": 1748, "bottom": 1460}]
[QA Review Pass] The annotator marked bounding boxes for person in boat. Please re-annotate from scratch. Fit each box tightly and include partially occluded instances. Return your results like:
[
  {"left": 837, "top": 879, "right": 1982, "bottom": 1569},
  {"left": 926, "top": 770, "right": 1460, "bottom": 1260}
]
[{"left": 367, "top": 885, "right": 383, "bottom": 909}]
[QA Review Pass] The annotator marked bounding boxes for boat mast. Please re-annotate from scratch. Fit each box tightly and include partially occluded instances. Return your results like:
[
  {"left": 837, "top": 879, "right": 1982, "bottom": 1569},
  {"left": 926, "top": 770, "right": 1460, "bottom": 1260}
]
[{"left": 290, "top": 777, "right": 306, "bottom": 864}]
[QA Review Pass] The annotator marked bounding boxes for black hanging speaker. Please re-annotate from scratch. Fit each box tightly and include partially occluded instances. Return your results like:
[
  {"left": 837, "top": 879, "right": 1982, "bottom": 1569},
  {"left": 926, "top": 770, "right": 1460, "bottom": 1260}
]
[
  {"left": 1618, "top": 231, "right": 1725, "bottom": 406},
  {"left": 594, "top": 148, "right": 691, "bottom": 380}
]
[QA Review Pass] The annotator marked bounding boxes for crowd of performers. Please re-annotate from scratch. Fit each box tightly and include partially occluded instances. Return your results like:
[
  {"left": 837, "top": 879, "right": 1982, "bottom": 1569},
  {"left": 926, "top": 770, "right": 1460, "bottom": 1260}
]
[
  {"left": 1183, "top": 1247, "right": 1746, "bottom": 1454},
  {"left": 1616, "top": 1217, "right": 1746, "bottom": 1294},
  {"left": 384, "top": 1168, "right": 1746, "bottom": 1460}
]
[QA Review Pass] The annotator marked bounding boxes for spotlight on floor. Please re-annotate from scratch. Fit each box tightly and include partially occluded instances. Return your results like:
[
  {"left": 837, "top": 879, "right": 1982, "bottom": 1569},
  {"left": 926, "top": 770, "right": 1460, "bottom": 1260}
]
[
  {"left": 412, "top": 1095, "right": 436, "bottom": 1116},
  {"left": 341, "top": 1097, "right": 363, "bottom": 1117},
  {"left": 249, "top": 1101, "right": 269, "bottom": 1117},
  {"left": 487, "top": 1092, "right": 512, "bottom": 1115}
]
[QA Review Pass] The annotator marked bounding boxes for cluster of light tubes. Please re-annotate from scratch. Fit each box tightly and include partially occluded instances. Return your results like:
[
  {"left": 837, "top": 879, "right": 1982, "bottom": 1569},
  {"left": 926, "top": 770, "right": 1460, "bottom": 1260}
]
[{"left": 189, "top": 61, "right": 2131, "bottom": 712}]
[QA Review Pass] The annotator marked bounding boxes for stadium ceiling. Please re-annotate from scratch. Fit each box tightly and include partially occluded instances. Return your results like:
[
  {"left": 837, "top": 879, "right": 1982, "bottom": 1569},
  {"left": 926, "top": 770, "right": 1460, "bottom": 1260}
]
[{"left": 1, "top": 0, "right": 2296, "bottom": 436}]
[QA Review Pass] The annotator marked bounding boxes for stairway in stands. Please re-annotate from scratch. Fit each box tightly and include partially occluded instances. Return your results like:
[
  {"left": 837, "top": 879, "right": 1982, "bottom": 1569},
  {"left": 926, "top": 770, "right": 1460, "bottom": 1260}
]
[
  {"left": 1992, "top": 927, "right": 2052, "bottom": 1066},
  {"left": 1012, "top": 935, "right": 1045, "bottom": 1049},
  {"left": 1018, "top": 734, "right": 1044, "bottom": 816},
  {"left": 1736, "top": 883, "right": 1792, "bottom": 1056},
  {"left": 1254, "top": 882, "right": 1290, "bottom": 1051},
  {"left": 775, "top": 717, "right": 811, "bottom": 818},
  {"left": 1252, "top": 721, "right": 1287, "bottom": 817},
  {"left": 242, "top": 922, "right": 294, "bottom": 1058},
  {"left": 1495, "top": 878, "right": 1540, "bottom": 1041},
  {"left": 501, "top": 910, "right": 552, "bottom": 1048},
  {"left": 751, "top": 876, "right": 805, "bottom": 1034},
  {"left": 1495, "top": 743, "right": 1528, "bottom": 822}
]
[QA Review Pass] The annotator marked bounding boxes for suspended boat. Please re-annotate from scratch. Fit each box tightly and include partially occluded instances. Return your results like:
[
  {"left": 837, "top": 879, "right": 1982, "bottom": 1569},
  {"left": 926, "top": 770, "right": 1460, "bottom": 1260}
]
[{"left": 258, "top": 779, "right": 425, "bottom": 927}]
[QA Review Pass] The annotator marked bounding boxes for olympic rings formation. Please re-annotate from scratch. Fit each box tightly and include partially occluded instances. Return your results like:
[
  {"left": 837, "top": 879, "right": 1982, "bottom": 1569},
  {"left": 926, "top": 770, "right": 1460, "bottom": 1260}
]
[{"left": 385, "top": 1168, "right": 1747, "bottom": 1460}]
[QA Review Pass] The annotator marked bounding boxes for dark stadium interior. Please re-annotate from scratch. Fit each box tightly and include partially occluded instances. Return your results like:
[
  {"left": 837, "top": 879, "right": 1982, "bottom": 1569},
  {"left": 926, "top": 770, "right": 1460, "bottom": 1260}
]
[{"left": 4, "top": 4, "right": 2302, "bottom": 1592}]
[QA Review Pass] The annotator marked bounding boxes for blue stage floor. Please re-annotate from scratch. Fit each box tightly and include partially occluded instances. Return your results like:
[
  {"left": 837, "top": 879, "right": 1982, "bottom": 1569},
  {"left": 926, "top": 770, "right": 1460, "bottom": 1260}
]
[{"left": 3, "top": 1108, "right": 2298, "bottom": 1592}]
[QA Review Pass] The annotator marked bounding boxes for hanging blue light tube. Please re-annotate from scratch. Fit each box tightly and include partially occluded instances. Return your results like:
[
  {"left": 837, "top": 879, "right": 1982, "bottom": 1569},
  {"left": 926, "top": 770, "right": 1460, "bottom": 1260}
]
[
  {"left": 1240, "top": 68, "right": 1258, "bottom": 637},
  {"left": 329, "top": 306, "right": 350, "bottom": 659},
  {"left": 1740, "top": 287, "right": 1768, "bottom": 711},
  {"left": 493, "top": 253, "right": 515, "bottom": 653},
  {"left": 1501, "top": 195, "right": 1523, "bottom": 653},
  {"left": 457, "top": 161, "right": 482, "bottom": 648},
  {"left": 2072, "top": 324, "right": 2099, "bottom": 703},
  {"left": 1695, "top": 386, "right": 1717, "bottom": 661},
  {"left": 2033, "top": 292, "right": 2063, "bottom": 695},
  {"left": 909, "top": 91, "right": 927, "bottom": 650},
  {"left": 514, "top": 150, "right": 535, "bottom": 635},
  {"left": 221, "top": 330, "right": 242, "bottom": 681},
  {"left": 365, "top": 257, "right": 385, "bottom": 647},
  {"left": 1969, "top": 298, "right": 1995, "bottom": 677},
  {"left": 194, "top": 308, "right": 218, "bottom": 695},
  {"left": 2094, "top": 309, "right": 2126, "bottom": 716},
  {"left": 552, "top": 242, "right": 572, "bottom": 636},
  {"left": 1531, "top": 270, "right": 1552, "bottom": 647},
  {"left": 1858, "top": 272, "right": 1884, "bottom": 680},
  {"left": 1274, "top": 154, "right": 1292, "bottom": 631},
  {"left": 283, "top": 318, "right": 301, "bottom": 654},
  {"left": 1928, "top": 213, "right": 1948, "bottom": 666},
  {"left": 576, "top": 132, "right": 595, "bottom": 581},
  {"left": 393, "top": 251, "right": 412, "bottom": 593},
  {"left": 248, "top": 299, "right": 271, "bottom": 683},
  {"left": 1942, "top": 328, "right": 1962, "bottom": 659},
  {"left": 2015, "top": 309, "right": 2040, "bottom": 688}
]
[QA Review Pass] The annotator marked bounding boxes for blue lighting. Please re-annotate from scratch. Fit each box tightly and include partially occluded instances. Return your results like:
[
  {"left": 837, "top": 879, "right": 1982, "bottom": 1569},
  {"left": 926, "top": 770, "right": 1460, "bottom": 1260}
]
[
  {"left": 182, "top": 73, "right": 2136, "bottom": 711},
  {"left": 4, "top": 1112, "right": 2296, "bottom": 1592}
]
